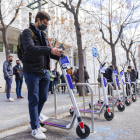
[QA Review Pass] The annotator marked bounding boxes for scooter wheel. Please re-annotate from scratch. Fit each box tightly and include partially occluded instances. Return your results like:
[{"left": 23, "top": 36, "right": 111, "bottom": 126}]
[
  {"left": 132, "top": 96, "right": 137, "bottom": 102},
  {"left": 40, "top": 123, "right": 44, "bottom": 127},
  {"left": 125, "top": 100, "right": 131, "bottom": 106},
  {"left": 89, "top": 103, "right": 91, "bottom": 109},
  {"left": 117, "top": 104, "right": 125, "bottom": 112},
  {"left": 76, "top": 124, "right": 90, "bottom": 139},
  {"left": 104, "top": 110, "right": 114, "bottom": 121},
  {"left": 69, "top": 109, "right": 74, "bottom": 116}
]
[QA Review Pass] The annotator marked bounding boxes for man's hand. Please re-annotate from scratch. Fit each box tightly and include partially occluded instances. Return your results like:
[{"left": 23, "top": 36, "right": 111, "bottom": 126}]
[
  {"left": 8, "top": 77, "right": 10, "bottom": 79},
  {"left": 51, "top": 47, "right": 64, "bottom": 56},
  {"left": 17, "top": 70, "right": 21, "bottom": 73}
]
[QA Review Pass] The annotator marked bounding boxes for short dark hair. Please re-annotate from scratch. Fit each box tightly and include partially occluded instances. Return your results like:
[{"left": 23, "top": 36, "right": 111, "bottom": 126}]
[
  {"left": 16, "top": 60, "right": 20, "bottom": 62},
  {"left": 70, "top": 67, "right": 73, "bottom": 69},
  {"left": 35, "top": 11, "right": 51, "bottom": 22},
  {"left": 110, "top": 65, "right": 114, "bottom": 68},
  {"left": 128, "top": 66, "right": 132, "bottom": 69}
]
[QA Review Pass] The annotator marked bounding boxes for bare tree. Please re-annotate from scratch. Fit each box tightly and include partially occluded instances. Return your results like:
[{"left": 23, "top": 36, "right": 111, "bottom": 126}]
[
  {"left": 48, "top": 0, "right": 85, "bottom": 96},
  {"left": 0, "top": 0, "right": 23, "bottom": 60},
  {"left": 130, "top": 45, "right": 138, "bottom": 70},
  {"left": 120, "top": 24, "right": 140, "bottom": 65},
  {"left": 81, "top": 0, "right": 140, "bottom": 68}
]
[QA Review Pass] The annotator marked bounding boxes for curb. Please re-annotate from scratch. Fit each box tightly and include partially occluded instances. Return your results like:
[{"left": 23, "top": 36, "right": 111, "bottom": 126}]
[{"left": 0, "top": 100, "right": 90, "bottom": 132}]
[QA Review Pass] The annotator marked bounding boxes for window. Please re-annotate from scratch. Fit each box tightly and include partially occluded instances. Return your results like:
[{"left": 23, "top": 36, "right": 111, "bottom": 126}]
[
  {"left": 29, "top": 12, "right": 32, "bottom": 25},
  {"left": 10, "top": 44, "right": 13, "bottom": 54},
  {"left": 73, "top": 55, "right": 76, "bottom": 66},
  {"left": 10, "top": 44, "right": 17, "bottom": 54},
  {"left": 14, "top": 45, "right": 17, "bottom": 54},
  {"left": 0, "top": 42, "right": 3, "bottom": 52}
]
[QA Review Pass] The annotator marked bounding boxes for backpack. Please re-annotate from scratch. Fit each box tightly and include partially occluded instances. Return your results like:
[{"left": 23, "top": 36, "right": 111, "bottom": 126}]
[
  {"left": 17, "top": 28, "right": 36, "bottom": 61},
  {"left": 103, "top": 68, "right": 109, "bottom": 79},
  {"left": 67, "top": 69, "right": 72, "bottom": 75}
]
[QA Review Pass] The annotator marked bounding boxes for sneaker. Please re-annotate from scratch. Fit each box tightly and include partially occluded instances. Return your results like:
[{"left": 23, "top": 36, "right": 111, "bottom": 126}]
[
  {"left": 28, "top": 124, "right": 47, "bottom": 133},
  {"left": 20, "top": 96, "right": 24, "bottom": 99},
  {"left": 17, "top": 97, "right": 20, "bottom": 99},
  {"left": 31, "top": 128, "right": 46, "bottom": 140},
  {"left": 6, "top": 98, "right": 14, "bottom": 102}
]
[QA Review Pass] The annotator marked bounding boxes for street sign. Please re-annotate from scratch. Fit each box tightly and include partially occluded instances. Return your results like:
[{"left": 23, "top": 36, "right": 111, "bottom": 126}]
[
  {"left": 92, "top": 47, "right": 97, "bottom": 57},
  {"left": 125, "top": 61, "right": 129, "bottom": 66}
]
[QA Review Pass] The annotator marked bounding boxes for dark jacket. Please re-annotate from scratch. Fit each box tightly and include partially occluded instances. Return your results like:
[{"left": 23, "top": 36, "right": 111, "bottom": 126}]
[
  {"left": 52, "top": 70, "right": 59, "bottom": 81},
  {"left": 22, "top": 23, "right": 59, "bottom": 75},
  {"left": 107, "top": 68, "right": 113, "bottom": 82},
  {"left": 84, "top": 70, "right": 89, "bottom": 81},
  {"left": 13, "top": 65, "right": 23, "bottom": 80},
  {"left": 3, "top": 61, "right": 13, "bottom": 78},
  {"left": 130, "top": 69, "right": 137, "bottom": 82}
]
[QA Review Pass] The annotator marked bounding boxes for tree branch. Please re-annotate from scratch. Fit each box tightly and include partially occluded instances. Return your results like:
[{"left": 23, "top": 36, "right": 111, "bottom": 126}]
[
  {"left": 100, "top": 28, "right": 111, "bottom": 45},
  {"left": 76, "top": 0, "right": 82, "bottom": 15},
  {"left": 6, "top": 0, "right": 23, "bottom": 28}
]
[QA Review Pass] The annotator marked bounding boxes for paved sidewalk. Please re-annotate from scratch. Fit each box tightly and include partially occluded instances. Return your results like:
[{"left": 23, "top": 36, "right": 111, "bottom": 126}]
[
  {"left": 0, "top": 87, "right": 98, "bottom": 132},
  {"left": 0, "top": 86, "right": 122, "bottom": 132}
]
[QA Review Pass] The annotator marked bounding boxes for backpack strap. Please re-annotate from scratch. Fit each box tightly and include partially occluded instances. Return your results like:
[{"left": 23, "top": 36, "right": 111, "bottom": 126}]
[
  {"left": 21, "top": 28, "right": 36, "bottom": 58},
  {"left": 27, "top": 28, "right": 36, "bottom": 41}
]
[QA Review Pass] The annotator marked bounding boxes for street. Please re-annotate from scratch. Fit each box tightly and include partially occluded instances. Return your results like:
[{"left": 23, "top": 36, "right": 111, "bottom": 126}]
[{"left": 0, "top": 96, "right": 140, "bottom": 140}]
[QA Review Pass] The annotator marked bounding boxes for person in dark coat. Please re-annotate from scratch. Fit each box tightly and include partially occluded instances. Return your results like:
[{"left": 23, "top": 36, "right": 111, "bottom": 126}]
[
  {"left": 13, "top": 60, "right": 24, "bottom": 99},
  {"left": 107, "top": 65, "right": 114, "bottom": 95},
  {"left": 22, "top": 11, "right": 63, "bottom": 139},
  {"left": 84, "top": 66, "right": 90, "bottom": 93},
  {"left": 128, "top": 66, "right": 137, "bottom": 93},
  {"left": 3, "top": 55, "right": 14, "bottom": 102}
]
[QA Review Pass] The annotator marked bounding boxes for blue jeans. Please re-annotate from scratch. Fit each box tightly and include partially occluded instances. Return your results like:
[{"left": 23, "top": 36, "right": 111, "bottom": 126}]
[
  {"left": 53, "top": 80, "right": 57, "bottom": 92},
  {"left": 23, "top": 72, "right": 50, "bottom": 130},
  {"left": 16, "top": 79, "right": 23, "bottom": 97},
  {"left": 5, "top": 77, "right": 13, "bottom": 99}
]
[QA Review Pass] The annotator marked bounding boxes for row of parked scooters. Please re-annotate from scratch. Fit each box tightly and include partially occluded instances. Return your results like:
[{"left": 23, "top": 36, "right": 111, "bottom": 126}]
[
  {"left": 39, "top": 51, "right": 139, "bottom": 139},
  {"left": 70, "top": 63, "right": 139, "bottom": 121}
]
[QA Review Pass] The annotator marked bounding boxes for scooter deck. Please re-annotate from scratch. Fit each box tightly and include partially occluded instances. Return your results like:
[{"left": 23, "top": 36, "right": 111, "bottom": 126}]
[
  {"left": 79, "top": 109, "right": 100, "bottom": 113},
  {"left": 42, "top": 118, "right": 71, "bottom": 128},
  {"left": 95, "top": 103, "right": 112, "bottom": 106}
]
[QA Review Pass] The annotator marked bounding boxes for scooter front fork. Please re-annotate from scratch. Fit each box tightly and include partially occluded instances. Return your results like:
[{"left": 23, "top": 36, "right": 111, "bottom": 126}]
[{"left": 106, "top": 105, "right": 111, "bottom": 116}]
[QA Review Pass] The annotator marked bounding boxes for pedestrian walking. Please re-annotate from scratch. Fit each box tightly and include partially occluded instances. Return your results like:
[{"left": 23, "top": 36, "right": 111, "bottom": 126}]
[
  {"left": 60, "top": 74, "right": 66, "bottom": 93},
  {"left": 13, "top": 60, "right": 24, "bottom": 99},
  {"left": 48, "top": 69, "right": 55, "bottom": 94},
  {"left": 22, "top": 11, "right": 63, "bottom": 139},
  {"left": 52, "top": 69, "right": 59, "bottom": 92},
  {"left": 3, "top": 55, "right": 14, "bottom": 102}
]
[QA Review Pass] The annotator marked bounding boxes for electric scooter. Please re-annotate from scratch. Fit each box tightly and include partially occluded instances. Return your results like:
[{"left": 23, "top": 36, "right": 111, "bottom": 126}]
[
  {"left": 70, "top": 63, "right": 114, "bottom": 121},
  {"left": 39, "top": 50, "right": 90, "bottom": 139},
  {"left": 119, "top": 71, "right": 131, "bottom": 106},
  {"left": 108, "top": 70, "right": 125, "bottom": 112}
]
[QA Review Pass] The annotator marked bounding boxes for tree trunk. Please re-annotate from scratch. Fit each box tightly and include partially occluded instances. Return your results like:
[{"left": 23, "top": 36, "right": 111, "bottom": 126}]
[
  {"left": 132, "top": 58, "right": 137, "bottom": 70},
  {"left": 126, "top": 51, "right": 131, "bottom": 64},
  {"left": 111, "top": 45, "right": 117, "bottom": 68},
  {"left": 2, "top": 28, "right": 10, "bottom": 93},
  {"left": 2, "top": 28, "right": 10, "bottom": 60},
  {"left": 74, "top": 16, "right": 87, "bottom": 96}
]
